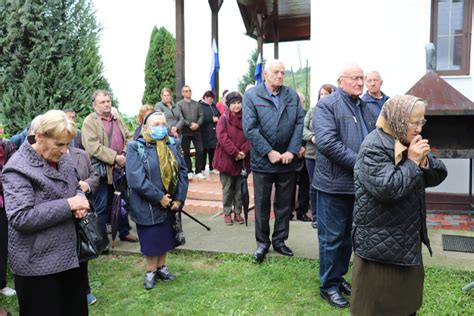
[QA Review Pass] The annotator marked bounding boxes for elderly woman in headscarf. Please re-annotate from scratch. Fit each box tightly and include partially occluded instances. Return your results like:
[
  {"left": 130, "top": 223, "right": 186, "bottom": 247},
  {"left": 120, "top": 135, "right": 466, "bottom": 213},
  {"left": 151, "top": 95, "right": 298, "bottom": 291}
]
[
  {"left": 126, "top": 111, "right": 188, "bottom": 290},
  {"left": 351, "top": 95, "right": 448, "bottom": 315}
]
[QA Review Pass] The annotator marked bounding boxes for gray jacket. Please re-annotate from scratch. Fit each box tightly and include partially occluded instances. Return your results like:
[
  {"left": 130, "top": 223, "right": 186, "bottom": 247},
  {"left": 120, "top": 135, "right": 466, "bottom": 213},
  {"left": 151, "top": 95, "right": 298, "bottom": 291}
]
[
  {"left": 3, "top": 141, "right": 82, "bottom": 276},
  {"left": 176, "top": 99, "right": 204, "bottom": 135},
  {"left": 155, "top": 101, "right": 185, "bottom": 132},
  {"left": 243, "top": 84, "right": 305, "bottom": 173},
  {"left": 302, "top": 109, "right": 316, "bottom": 160}
]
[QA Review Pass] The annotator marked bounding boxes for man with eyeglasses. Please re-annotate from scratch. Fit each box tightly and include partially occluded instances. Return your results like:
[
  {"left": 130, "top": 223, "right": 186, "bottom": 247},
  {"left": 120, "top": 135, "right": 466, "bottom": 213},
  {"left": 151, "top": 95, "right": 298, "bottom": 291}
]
[
  {"left": 361, "top": 71, "right": 390, "bottom": 118},
  {"left": 176, "top": 85, "right": 205, "bottom": 179},
  {"left": 312, "top": 63, "right": 376, "bottom": 308}
]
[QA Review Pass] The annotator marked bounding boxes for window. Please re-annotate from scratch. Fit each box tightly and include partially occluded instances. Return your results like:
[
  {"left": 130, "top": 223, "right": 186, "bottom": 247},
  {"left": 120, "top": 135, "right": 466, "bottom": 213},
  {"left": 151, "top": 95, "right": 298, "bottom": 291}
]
[{"left": 431, "top": 0, "right": 472, "bottom": 75}]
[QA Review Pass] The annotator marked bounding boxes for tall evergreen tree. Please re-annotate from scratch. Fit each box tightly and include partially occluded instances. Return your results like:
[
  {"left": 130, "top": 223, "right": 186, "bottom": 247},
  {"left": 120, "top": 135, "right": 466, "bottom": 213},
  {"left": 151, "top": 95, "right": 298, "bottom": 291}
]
[
  {"left": 142, "top": 26, "right": 176, "bottom": 105},
  {"left": 238, "top": 49, "right": 259, "bottom": 94},
  {"left": 0, "top": 0, "right": 112, "bottom": 134}
]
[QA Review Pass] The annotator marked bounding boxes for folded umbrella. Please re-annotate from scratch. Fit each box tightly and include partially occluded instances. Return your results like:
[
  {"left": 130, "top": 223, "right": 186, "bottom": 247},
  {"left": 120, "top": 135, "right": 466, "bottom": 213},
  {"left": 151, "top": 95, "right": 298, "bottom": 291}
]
[
  {"left": 240, "top": 160, "right": 253, "bottom": 226},
  {"left": 111, "top": 168, "right": 127, "bottom": 248}
]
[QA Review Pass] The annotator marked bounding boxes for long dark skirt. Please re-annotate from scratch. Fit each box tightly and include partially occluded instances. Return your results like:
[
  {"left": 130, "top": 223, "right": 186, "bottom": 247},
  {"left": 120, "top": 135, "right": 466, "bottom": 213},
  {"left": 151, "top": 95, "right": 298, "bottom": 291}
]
[
  {"left": 136, "top": 213, "right": 177, "bottom": 257},
  {"left": 351, "top": 254, "right": 424, "bottom": 316}
]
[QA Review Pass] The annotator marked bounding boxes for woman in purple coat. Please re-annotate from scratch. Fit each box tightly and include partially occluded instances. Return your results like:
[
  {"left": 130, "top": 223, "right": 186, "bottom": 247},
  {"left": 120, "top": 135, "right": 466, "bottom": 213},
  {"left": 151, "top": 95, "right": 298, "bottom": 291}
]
[
  {"left": 213, "top": 92, "right": 251, "bottom": 226},
  {"left": 3, "top": 110, "right": 90, "bottom": 316}
]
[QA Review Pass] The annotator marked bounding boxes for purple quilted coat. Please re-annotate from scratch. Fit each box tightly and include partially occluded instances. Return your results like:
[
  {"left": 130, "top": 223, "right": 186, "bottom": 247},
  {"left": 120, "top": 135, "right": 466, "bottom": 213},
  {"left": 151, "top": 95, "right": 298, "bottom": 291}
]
[{"left": 2, "top": 141, "right": 81, "bottom": 276}]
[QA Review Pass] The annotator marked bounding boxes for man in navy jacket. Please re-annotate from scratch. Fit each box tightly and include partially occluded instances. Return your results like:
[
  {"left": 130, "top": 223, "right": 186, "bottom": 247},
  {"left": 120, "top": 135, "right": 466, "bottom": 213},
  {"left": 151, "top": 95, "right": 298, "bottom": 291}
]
[
  {"left": 313, "top": 63, "right": 376, "bottom": 308},
  {"left": 243, "top": 59, "right": 305, "bottom": 263}
]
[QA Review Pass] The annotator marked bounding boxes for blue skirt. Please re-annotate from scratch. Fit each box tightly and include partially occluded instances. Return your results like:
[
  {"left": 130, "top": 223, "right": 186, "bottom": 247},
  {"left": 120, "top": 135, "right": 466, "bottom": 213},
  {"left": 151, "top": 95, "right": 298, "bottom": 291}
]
[{"left": 136, "top": 213, "right": 177, "bottom": 257}]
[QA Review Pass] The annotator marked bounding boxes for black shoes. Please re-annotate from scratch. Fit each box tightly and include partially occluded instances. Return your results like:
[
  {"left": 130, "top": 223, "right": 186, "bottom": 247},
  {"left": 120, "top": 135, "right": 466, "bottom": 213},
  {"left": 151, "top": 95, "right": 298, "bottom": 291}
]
[
  {"left": 339, "top": 280, "right": 352, "bottom": 295},
  {"left": 156, "top": 266, "right": 176, "bottom": 281},
  {"left": 253, "top": 246, "right": 269, "bottom": 263},
  {"left": 273, "top": 244, "right": 294, "bottom": 257},
  {"left": 320, "top": 289, "right": 349, "bottom": 308},
  {"left": 296, "top": 214, "right": 312, "bottom": 222}
]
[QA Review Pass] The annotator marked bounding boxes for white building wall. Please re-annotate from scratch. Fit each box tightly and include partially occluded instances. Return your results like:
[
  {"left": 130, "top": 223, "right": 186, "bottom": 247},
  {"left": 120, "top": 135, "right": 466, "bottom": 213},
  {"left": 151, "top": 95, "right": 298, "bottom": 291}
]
[{"left": 310, "top": 0, "right": 473, "bottom": 195}]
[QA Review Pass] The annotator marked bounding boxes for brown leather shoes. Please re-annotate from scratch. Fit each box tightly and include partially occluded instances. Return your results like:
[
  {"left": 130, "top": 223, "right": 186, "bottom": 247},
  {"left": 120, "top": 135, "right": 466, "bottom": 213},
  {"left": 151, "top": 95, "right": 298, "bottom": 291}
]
[
  {"left": 234, "top": 213, "right": 245, "bottom": 224},
  {"left": 120, "top": 233, "right": 139, "bottom": 242},
  {"left": 224, "top": 214, "right": 233, "bottom": 226}
]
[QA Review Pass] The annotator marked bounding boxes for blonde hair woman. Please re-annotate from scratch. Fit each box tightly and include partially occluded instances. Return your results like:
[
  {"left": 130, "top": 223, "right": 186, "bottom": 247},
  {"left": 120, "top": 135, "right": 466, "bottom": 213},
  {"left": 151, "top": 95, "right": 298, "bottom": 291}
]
[{"left": 3, "top": 110, "right": 90, "bottom": 315}]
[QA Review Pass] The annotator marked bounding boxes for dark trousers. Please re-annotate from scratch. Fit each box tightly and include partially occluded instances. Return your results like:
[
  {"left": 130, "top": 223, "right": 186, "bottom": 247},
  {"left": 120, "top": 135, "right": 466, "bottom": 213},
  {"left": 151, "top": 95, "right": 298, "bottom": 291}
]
[
  {"left": 253, "top": 171, "right": 297, "bottom": 248},
  {"left": 202, "top": 148, "right": 215, "bottom": 171},
  {"left": 305, "top": 158, "right": 318, "bottom": 223},
  {"left": 317, "top": 190, "right": 354, "bottom": 291},
  {"left": 182, "top": 133, "right": 204, "bottom": 174},
  {"left": 294, "top": 161, "right": 310, "bottom": 216},
  {"left": 14, "top": 267, "right": 88, "bottom": 316},
  {"left": 0, "top": 208, "right": 7, "bottom": 289},
  {"left": 78, "top": 262, "right": 91, "bottom": 295},
  {"left": 93, "top": 182, "right": 131, "bottom": 241}
]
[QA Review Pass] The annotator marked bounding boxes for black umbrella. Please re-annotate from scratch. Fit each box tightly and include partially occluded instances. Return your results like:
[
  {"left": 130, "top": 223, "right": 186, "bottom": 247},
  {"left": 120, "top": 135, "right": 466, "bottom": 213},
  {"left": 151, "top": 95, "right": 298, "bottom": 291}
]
[
  {"left": 111, "top": 168, "right": 127, "bottom": 248},
  {"left": 240, "top": 160, "right": 253, "bottom": 226}
]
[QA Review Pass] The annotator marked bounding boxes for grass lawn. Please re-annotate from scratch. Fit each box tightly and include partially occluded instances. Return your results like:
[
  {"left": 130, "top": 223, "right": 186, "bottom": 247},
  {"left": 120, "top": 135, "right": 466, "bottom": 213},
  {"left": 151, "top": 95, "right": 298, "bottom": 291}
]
[{"left": 1, "top": 251, "right": 473, "bottom": 315}]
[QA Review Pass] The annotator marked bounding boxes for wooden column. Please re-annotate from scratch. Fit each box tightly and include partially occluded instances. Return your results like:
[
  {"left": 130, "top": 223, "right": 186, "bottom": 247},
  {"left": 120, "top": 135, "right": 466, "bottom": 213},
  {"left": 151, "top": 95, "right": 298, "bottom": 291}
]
[
  {"left": 272, "top": 0, "right": 279, "bottom": 59},
  {"left": 209, "top": 0, "right": 223, "bottom": 97},
  {"left": 175, "top": 0, "right": 185, "bottom": 100}
]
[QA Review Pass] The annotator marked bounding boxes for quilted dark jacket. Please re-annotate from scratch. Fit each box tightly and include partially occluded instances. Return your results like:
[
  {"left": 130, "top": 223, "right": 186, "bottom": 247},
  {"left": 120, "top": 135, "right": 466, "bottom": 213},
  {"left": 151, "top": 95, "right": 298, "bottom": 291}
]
[
  {"left": 313, "top": 88, "right": 376, "bottom": 194},
  {"left": 353, "top": 128, "right": 447, "bottom": 266},
  {"left": 243, "top": 84, "right": 304, "bottom": 173}
]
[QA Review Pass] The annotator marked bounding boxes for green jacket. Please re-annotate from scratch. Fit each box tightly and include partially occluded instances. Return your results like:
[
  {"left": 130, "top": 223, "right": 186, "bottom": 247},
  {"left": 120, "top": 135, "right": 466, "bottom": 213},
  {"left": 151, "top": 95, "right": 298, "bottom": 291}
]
[{"left": 81, "top": 112, "right": 131, "bottom": 184}]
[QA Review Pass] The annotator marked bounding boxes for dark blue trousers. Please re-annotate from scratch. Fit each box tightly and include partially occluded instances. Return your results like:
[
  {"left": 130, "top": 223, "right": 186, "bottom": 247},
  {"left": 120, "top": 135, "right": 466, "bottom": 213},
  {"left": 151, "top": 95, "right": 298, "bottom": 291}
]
[{"left": 317, "top": 190, "right": 354, "bottom": 291}]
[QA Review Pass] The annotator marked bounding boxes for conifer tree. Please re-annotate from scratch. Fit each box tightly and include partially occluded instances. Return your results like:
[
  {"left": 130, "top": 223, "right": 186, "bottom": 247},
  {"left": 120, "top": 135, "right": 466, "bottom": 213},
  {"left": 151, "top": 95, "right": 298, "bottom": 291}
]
[
  {"left": 238, "top": 49, "right": 259, "bottom": 94},
  {"left": 0, "top": 0, "right": 112, "bottom": 134},
  {"left": 142, "top": 26, "right": 176, "bottom": 105}
]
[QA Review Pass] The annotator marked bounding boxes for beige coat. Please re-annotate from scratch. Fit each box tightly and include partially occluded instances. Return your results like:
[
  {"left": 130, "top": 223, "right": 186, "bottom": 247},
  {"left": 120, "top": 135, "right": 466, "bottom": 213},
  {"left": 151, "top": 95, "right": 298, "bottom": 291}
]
[{"left": 82, "top": 112, "right": 131, "bottom": 184}]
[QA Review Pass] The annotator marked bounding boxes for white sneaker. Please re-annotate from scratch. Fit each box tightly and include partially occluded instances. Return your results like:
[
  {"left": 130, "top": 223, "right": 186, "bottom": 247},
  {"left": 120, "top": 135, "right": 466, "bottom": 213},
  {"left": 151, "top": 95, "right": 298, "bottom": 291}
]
[
  {"left": 194, "top": 173, "right": 206, "bottom": 179},
  {"left": 0, "top": 287, "right": 16, "bottom": 297},
  {"left": 187, "top": 172, "right": 194, "bottom": 180}
]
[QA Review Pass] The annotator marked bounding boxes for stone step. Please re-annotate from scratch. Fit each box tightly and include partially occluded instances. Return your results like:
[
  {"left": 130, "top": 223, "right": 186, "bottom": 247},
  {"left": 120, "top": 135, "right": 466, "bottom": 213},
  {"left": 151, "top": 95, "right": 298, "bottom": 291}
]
[
  {"left": 183, "top": 199, "right": 222, "bottom": 214},
  {"left": 187, "top": 183, "right": 255, "bottom": 203},
  {"left": 184, "top": 199, "right": 255, "bottom": 215}
]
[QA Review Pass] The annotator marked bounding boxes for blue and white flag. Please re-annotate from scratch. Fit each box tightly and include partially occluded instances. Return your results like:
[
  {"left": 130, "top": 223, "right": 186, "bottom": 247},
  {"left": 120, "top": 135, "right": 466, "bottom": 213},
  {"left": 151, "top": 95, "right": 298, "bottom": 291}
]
[
  {"left": 254, "top": 52, "right": 263, "bottom": 85},
  {"left": 209, "top": 38, "right": 220, "bottom": 91}
]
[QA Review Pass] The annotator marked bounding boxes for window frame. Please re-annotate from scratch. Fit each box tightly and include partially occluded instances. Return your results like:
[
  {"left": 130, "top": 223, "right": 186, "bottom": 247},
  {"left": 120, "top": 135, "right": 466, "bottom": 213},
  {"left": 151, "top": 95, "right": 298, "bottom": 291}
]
[{"left": 430, "top": 0, "right": 472, "bottom": 76}]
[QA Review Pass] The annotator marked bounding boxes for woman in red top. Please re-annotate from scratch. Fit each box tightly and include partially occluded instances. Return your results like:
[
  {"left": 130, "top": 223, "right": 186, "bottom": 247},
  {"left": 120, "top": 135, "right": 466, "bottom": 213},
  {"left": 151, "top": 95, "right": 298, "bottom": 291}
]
[{"left": 213, "top": 92, "right": 251, "bottom": 226}]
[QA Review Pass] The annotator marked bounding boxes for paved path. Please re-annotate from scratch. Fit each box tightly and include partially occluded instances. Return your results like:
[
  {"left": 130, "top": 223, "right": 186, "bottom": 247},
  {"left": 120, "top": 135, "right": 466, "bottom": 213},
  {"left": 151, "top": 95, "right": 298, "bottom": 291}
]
[{"left": 112, "top": 213, "right": 474, "bottom": 271}]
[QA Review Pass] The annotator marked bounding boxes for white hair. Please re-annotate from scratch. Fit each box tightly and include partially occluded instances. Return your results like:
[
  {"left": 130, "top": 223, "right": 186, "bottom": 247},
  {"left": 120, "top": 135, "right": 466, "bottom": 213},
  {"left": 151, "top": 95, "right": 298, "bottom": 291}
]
[
  {"left": 338, "top": 62, "right": 363, "bottom": 78},
  {"left": 264, "top": 59, "right": 285, "bottom": 71}
]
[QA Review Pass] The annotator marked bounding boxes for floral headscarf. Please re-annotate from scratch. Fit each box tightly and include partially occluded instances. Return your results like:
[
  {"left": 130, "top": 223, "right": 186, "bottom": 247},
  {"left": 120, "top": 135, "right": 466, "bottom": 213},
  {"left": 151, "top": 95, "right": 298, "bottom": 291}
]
[
  {"left": 379, "top": 95, "right": 426, "bottom": 143},
  {"left": 376, "top": 95, "right": 427, "bottom": 165}
]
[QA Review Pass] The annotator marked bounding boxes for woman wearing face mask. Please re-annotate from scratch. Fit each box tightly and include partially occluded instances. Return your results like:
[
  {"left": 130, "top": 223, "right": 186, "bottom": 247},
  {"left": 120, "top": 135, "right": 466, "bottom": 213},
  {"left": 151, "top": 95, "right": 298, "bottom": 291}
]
[{"left": 126, "top": 111, "right": 188, "bottom": 290}]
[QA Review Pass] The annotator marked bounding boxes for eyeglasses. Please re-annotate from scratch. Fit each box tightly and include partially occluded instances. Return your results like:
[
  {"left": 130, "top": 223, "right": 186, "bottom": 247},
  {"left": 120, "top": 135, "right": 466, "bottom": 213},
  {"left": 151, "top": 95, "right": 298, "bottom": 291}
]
[
  {"left": 340, "top": 75, "right": 366, "bottom": 82},
  {"left": 183, "top": 89, "right": 191, "bottom": 93},
  {"left": 408, "top": 119, "right": 427, "bottom": 128}
]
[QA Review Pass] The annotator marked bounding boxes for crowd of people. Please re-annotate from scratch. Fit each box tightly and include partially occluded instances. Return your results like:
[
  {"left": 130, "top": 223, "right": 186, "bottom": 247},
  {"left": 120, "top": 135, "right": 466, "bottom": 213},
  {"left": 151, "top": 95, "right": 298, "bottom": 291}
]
[{"left": 0, "top": 59, "right": 447, "bottom": 315}]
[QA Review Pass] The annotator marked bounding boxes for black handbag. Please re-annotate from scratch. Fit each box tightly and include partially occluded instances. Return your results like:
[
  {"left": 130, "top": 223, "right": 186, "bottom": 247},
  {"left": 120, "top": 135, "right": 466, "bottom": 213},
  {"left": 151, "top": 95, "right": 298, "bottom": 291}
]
[
  {"left": 76, "top": 212, "right": 109, "bottom": 262},
  {"left": 90, "top": 159, "right": 107, "bottom": 178}
]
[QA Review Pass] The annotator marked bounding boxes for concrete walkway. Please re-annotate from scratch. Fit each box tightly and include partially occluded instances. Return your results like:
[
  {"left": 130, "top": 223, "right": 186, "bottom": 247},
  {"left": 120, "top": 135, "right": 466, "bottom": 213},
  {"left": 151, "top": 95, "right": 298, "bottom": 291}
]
[{"left": 112, "top": 213, "right": 474, "bottom": 271}]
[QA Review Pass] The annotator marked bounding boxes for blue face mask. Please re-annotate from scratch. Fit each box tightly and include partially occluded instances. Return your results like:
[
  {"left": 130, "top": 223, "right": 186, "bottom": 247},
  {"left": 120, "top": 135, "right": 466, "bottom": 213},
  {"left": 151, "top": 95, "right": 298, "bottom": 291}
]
[{"left": 150, "top": 126, "right": 168, "bottom": 140}]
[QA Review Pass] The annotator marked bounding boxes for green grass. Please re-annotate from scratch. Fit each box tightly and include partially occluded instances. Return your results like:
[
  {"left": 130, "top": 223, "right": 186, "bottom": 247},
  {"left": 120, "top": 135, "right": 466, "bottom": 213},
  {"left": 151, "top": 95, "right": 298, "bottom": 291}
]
[{"left": 1, "top": 252, "right": 473, "bottom": 315}]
